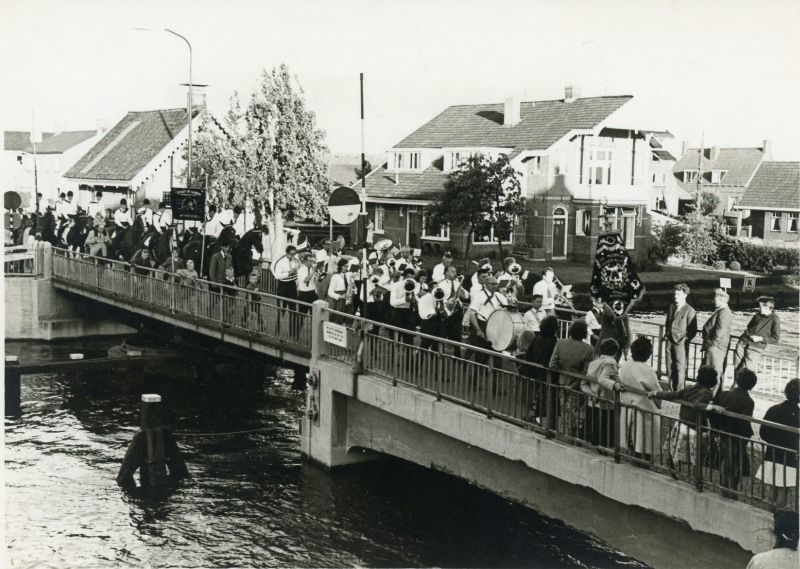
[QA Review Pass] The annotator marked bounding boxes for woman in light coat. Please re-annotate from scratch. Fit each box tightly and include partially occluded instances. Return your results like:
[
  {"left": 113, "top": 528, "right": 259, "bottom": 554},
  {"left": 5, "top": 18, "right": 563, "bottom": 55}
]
[{"left": 618, "top": 336, "right": 662, "bottom": 461}]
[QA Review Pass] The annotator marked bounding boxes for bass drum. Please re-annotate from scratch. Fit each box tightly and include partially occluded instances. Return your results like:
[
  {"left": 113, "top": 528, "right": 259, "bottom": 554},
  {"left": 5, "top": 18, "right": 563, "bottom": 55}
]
[{"left": 486, "top": 310, "right": 525, "bottom": 352}]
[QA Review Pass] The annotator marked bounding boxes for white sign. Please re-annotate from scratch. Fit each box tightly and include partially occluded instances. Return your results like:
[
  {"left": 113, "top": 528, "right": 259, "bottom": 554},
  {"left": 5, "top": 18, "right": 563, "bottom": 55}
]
[
  {"left": 323, "top": 321, "right": 348, "bottom": 348},
  {"left": 719, "top": 278, "right": 732, "bottom": 289}
]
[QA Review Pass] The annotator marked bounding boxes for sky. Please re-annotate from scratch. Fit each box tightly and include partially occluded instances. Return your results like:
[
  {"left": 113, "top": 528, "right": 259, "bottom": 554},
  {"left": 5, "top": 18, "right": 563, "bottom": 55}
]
[{"left": 2, "top": 0, "right": 799, "bottom": 159}]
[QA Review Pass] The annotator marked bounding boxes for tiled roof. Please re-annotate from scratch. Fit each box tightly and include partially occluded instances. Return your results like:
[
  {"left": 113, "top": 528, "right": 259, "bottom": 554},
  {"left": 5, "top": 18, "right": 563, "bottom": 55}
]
[
  {"left": 738, "top": 162, "right": 800, "bottom": 210},
  {"left": 395, "top": 95, "right": 632, "bottom": 152},
  {"left": 4, "top": 131, "right": 54, "bottom": 151},
  {"left": 673, "top": 147, "right": 764, "bottom": 188},
  {"left": 357, "top": 159, "right": 448, "bottom": 202},
  {"left": 23, "top": 130, "right": 97, "bottom": 154},
  {"left": 64, "top": 109, "right": 193, "bottom": 181}
]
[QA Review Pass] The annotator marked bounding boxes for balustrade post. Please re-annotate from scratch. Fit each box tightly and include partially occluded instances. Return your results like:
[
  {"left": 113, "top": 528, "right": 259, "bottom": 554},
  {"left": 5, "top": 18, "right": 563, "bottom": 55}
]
[
  {"left": 310, "top": 300, "right": 330, "bottom": 363},
  {"left": 694, "top": 409, "right": 704, "bottom": 492},
  {"left": 656, "top": 324, "right": 665, "bottom": 379},
  {"left": 545, "top": 370, "right": 555, "bottom": 436},
  {"left": 435, "top": 343, "right": 443, "bottom": 401},
  {"left": 95, "top": 260, "right": 100, "bottom": 289}
]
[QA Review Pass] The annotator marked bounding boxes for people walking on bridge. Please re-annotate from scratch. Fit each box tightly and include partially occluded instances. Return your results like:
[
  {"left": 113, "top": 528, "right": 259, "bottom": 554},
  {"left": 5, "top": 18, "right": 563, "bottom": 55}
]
[
  {"left": 702, "top": 288, "right": 733, "bottom": 392},
  {"left": 208, "top": 241, "right": 233, "bottom": 293},
  {"left": 131, "top": 248, "right": 156, "bottom": 276},
  {"left": 733, "top": 296, "right": 781, "bottom": 374},
  {"left": 663, "top": 283, "right": 698, "bottom": 390},
  {"left": 756, "top": 379, "right": 799, "bottom": 507},
  {"left": 651, "top": 365, "right": 717, "bottom": 477},
  {"left": 523, "top": 315, "right": 559, "bottom": 424},
  {"left": 594, "top": 290, "right": 641, "bottom": 362},
  {"left": 618, "top": 337, "right": 662, "bottom": 463},
  {"left": 273, "top": 245, "right": 301, "bottom": 338},
  {"left": 523, "top": 294, "right": 546, "bottom": 335},
  {"left": 159, "top": 248, "right": 185, "bottom": 277},
  {"left": 466, "top": 274, "right": 505, "bottom": 364},
  {"left": 326, "top": 257, "right": 350, "bottom": 322}
]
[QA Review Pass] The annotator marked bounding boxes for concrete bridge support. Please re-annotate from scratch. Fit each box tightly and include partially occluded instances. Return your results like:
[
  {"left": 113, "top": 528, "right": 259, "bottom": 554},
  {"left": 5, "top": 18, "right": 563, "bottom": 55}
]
[{"left": 301, "top": 355, "right": 769, "bottom": 569}]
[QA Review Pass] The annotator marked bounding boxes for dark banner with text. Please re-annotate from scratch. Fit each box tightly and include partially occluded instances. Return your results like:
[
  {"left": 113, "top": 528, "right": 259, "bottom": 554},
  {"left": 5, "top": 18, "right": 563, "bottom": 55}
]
[
  {"left": 589, "top": 232, "right": 643, "bottom": 313},
  {"left": 170, "top": 187, "right": 206, "bottom": 221}
]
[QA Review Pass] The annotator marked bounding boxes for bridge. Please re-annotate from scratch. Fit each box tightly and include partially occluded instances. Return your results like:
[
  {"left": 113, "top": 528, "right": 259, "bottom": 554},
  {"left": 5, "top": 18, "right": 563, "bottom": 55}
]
[{"left": 5, "top": 243, "right": 799, "bottom": 566}]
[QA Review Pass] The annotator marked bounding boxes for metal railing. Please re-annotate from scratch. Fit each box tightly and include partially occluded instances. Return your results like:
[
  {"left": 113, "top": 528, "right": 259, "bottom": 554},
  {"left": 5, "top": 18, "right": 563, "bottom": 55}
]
[
  {"left": 319, "top": 307, "right": 799, "bottom": 512},
  {"left": 3, "top": 244, "right": 45, "bottom": 276},
  {"left": 50, "top": 247, "right": 313, "bottom": 353}
]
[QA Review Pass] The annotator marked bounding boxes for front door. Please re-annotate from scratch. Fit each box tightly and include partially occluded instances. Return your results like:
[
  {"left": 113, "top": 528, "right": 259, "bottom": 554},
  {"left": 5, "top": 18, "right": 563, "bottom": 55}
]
[
  {"left": 552, "top": 206, "right": 567, "bottom": 259},
  {"left": 407, "top": 210, "right": 422, "bottom": 248}
]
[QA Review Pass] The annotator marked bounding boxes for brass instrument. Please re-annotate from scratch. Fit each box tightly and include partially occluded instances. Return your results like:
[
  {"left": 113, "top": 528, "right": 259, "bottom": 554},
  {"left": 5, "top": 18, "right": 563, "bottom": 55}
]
[
  {"left": 509, "top": 262, "right": 522, "bottom": 275},
  {"left": 387, "top": 258, "right": 397, "bottom": 269},
  {"left": 370, "top": 275, "right": 380, "bottom": 285},
  {"left": 553, "top": 275, "right": 575, "bottom": 310}
]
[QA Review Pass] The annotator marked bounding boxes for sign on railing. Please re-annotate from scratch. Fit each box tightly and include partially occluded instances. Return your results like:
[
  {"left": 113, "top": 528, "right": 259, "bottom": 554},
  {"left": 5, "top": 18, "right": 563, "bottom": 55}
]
[{"left": 323, "top": 321, "right": 348, "bottom": 348}]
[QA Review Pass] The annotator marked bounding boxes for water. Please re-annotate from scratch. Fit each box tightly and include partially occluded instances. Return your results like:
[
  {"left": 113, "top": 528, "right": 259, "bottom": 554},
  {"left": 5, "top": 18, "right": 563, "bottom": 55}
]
[{"left": 5, "top": 337, "right": 650, "bottom": 568}]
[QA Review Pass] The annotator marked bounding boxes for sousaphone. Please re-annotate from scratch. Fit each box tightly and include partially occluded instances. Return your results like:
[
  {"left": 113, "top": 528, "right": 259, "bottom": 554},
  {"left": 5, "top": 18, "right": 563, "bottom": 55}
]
[{"left": 374, "top": 238, "right": 392, "bottom": 252}]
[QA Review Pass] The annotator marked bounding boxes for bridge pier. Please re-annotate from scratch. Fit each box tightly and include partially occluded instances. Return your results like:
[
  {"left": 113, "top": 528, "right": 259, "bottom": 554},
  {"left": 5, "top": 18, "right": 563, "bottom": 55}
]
[{"left": 5, "top": 359, "right": 21, "bottom": 416}]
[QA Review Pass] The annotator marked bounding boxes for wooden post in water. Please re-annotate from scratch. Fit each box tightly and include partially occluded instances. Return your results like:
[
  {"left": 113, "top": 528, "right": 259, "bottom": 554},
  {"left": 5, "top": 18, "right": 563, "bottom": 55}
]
[
  {"left": 116, "top": 394, "right": 188, "bottom": 491},
  {"left": 5, "top": 357, "right": 21, "bottom": 416}
]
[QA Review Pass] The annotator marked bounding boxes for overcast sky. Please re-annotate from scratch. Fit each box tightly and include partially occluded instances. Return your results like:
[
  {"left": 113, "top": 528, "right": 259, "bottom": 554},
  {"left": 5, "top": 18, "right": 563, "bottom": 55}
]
[{"left": 3, "top": 0, "right": 799, "bottom": 159}]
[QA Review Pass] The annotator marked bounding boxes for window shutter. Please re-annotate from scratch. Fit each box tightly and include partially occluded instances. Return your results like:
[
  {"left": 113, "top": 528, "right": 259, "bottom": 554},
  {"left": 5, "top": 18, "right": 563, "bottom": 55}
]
[{"left": 575, "top": 209, "right": 585, "bottom": 236}]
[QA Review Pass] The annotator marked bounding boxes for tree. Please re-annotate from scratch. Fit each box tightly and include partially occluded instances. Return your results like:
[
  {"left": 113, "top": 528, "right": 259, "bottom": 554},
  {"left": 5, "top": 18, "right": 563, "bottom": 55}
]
[
  {"left": 684, "top": 189, "right": 720, "bottom": 217},
  {"left": 354, "top": 160, "right": 372, "bottom": 181},
  {"left": 190, "top": 64, "right": 331, "bottom": 223},
  {"left": 424, "top": 153, "right": 524, "bottom": 262}
]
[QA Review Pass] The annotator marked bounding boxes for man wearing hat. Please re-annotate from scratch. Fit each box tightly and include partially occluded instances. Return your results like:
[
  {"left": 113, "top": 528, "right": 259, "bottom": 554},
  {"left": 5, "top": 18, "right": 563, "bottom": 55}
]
[
  {"left": 64, "top": 190, "right": 79, "bottom": 218},
  {"left": 702, "top": 288, "right": 733, "bottom": 391},
  {"left": 470, "top": 262, "right": 493, "bottom": 296},
  {"left": 208, "top": 240, "right": 233, "bottom": 292},
  {"left": 111, "top": 198, "right": 132, "bottom": 250},
  {"left": 86, "top": 190, "right": 105, "bottom": 220},
  {"left": 734, "top": 296, "right": 781, "bottom": 373},
  {"left": 153, "top": 201, "right": 172, "bottom": 234}
]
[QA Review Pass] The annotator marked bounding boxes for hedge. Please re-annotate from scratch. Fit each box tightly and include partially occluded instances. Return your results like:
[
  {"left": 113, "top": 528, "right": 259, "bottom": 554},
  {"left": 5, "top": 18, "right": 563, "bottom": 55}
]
[{"left": 713, "top": 235, "right": 800, "bottom": 273}]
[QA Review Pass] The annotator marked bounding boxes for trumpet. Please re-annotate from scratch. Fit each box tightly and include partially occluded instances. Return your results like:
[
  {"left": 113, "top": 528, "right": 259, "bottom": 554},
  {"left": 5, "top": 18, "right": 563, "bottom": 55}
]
[{"left": 509, "top": 262, "right": 522, "bottom": 276}]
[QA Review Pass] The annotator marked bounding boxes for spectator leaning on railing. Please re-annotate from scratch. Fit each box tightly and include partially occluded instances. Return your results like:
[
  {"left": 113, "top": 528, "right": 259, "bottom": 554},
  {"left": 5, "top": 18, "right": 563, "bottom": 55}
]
[
  {"left": 756, "top": 378, "right": 799, "bottom": 503},
  {"left": 618, "top": 336, "right": 662, "bottom": 462},
  {"left": 582, "top": 338, "right": 626, "bottom": 447},
  {"left": 734, "top": 295, "right": 781, "bottom": 373},
  {"left": 549, "top": 320, "right": 595, "bottom": 436}
]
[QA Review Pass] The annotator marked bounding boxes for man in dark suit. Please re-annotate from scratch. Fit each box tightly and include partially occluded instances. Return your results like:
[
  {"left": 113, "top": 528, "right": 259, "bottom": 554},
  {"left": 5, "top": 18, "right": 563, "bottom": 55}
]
[
  {"left": 663, "top": 283, "right": 697, "bottom": 390},
  {"left": 733, "top": 295, "right": 781, "bottom": 373},
  {"left": 703, "top": 288, "right": 733, "bottom": 392},
  {"left": 208, "top": 242, "right": 233, "bottom": 292}
]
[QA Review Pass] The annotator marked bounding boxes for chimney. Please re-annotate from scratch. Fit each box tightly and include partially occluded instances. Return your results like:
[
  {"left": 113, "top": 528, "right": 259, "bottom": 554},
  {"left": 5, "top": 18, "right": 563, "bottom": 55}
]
[
  {"left": 762, "top": 139, "right": 772, "bottom": 160},
  {"left": 95, "top": 118, "right": 109, "bottom": 133},
  {"left": 504, "top": 95, "right": 521, "bottom": 127},
  {"left": 710, "top": 146, "right": 720, "bottom": 161},
  {"left": 681, "top": 140, "right": 688, "bottom": 156},
  {"left": 564, "top": 85, "right": 581, "bottom": 103}
]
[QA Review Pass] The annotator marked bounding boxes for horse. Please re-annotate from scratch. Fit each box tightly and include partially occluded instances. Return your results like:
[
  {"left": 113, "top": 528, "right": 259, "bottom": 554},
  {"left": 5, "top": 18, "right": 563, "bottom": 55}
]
[
  {"left": 64, "top": 216, "right": 92, "bottom": 252},
  {"left": 109, "top": 216, "right": 145, "bottom": 261},
  {"left": 37, "top": 211, "right": 59, "bottom": 246},
  {"left": 148, "top": 229, "right": 174, "bottom": 266},
  {"left": 180, "top": 231, "right": 218, "bottom": 277},
  {"left": 232, "top": 227, "right": 264, "bottom": 278}
]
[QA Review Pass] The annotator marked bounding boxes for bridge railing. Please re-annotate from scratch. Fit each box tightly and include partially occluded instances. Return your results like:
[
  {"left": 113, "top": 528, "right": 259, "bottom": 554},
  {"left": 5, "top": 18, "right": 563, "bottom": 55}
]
[
  {"left": 549, "top": 311, "right": 798, "bottom": 400},
  {"left": 50, "top": 247, "right": 314, "bottom": 352},
  {"left": 4, "top": 244, "right": 46, "bottom": 277},
  {"left": 317, "top": 305, "right": 798, "bottom": 512}
]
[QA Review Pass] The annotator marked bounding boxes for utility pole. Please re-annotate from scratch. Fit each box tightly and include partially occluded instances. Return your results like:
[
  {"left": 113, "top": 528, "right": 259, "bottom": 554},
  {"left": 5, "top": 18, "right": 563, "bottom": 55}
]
[{"left": 695, "top": 132, "right": 704, "bottom": 223}]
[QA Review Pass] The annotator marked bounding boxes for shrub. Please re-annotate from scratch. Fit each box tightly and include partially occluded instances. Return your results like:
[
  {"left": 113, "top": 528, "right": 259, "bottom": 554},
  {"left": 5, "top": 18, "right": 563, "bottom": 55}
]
[
  {"left": 715, "top": 235, "right": 800, "bottom": 273},
  {"left": 729, "top": 261, "right": 741, "bottom": 271}
]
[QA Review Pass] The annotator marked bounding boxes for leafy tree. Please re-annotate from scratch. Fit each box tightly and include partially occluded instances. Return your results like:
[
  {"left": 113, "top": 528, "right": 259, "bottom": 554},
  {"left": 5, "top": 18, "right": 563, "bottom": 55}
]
[
  {"left": 684, "top": 189, "right": 720, "bottom": 217},
  {"left": 424, "top": 153, "right": 524, "bottom": 262},
  {"left": 190, "top": 64, "right": 330, "bottom": 223},
  {"left": 354, "top": 160, "right": 372, "bottom": 181}
]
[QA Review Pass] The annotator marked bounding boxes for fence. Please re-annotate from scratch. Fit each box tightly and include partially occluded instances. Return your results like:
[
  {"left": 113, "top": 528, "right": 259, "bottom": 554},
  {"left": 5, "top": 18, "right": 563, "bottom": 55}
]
[
  {"left": 318, "top": 307, "right": 799, "bottom": 512},
  {"left": 50, "top": 248, "right": 313, "bottom": 352},
  {"left": 3, "top": 244, "right": 45, "bottom": 276}
]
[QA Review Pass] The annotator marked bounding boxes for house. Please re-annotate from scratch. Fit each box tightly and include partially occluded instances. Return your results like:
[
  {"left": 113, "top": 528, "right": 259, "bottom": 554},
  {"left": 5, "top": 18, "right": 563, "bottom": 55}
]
[
  {"left": 734, "top": 162, "right": 800, "bottom": 244},
  {"left": 648, "top": 136, "right": 689, "bottom": 216},
  {"left": 63, "top": 107, "right": 201, "bottom": 214},
  {"left": 3, "top": 131, "right": 53, "bottom": 207},
  {"left": 671, "top": 142, "right": 771, "bottom": 218},
  {"left": 353, "top": 87, "right": 664, "bottom": 264}
]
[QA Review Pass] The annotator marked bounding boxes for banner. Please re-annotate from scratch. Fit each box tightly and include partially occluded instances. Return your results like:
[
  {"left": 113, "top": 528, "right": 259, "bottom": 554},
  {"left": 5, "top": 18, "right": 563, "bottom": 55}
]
[
  {"left": 170, "top": 187, "right": 206, "bottom": 221},
  {"left": 589, "top": 232, "right": 644, "bottom": 313}
]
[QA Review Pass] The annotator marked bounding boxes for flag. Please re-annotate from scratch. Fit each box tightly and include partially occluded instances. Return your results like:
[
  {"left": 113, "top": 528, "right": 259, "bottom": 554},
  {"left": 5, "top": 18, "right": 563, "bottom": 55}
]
[{"left": 589, "top": 232, "right": 644, "bottom": 313}]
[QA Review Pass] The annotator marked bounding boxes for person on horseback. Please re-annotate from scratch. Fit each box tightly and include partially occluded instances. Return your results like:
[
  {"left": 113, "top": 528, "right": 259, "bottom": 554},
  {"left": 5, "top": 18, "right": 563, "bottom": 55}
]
[
  {"left": 87, "top": 190, "right": 105, "bottom": 220},
  {"left": 111, "top": 198, "right": 132, "bottom": 252},
  {"left": 153, "top": 201, "right": 172, "bottom": 234},
  {"left": 64, "top": 190, "right": 79, "bottom": 218},
  {"left": 204, "top": 204, "right": 221, "bottom": 238},
  {"left": 232, "top": 205, "right": 248, "bottom": 237},
  {"left": 138, "top": 199, "right": 157, "bottom": 244},
  {"left": 55, "top": 192, "right": 69, "bottom": 224}
]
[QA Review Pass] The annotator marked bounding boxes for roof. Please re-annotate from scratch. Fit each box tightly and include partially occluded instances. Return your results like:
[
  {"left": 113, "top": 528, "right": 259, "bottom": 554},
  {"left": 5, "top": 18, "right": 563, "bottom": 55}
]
[
  {"left": 64, "top": 108, "right": 194, "bottom": 181},
  {"left": 395, "top": 95, "right": 633, "bottom": 152},
  {"left": 4, "top": 131, "right": 54, "bottom": 151},
  {"left": 24, "top": 130, "right": 97, "bottom": 154},
  {"left": 357, "top": 159, "right": 448, "bottom": 202},
  {"left": 738, "top": 162, "right": 800, "bottom": 211},
  {"left": 673, "top": 147, "right": 765, "bottom": 188}
]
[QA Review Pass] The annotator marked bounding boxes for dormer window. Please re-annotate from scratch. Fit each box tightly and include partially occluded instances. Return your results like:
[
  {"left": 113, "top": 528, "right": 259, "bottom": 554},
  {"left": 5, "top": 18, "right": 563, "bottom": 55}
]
[
  {"left": 710, "top": 170, "right": 725, "bottom": 184},
  {"left": 682, "top": 170, "right": 698, "bottom": 183},
  {"left": 447, "top": 151, "right": 474, "bottom": 171},
  {"left": 391, "top": 151, "right": 421, "bottom": 171}
]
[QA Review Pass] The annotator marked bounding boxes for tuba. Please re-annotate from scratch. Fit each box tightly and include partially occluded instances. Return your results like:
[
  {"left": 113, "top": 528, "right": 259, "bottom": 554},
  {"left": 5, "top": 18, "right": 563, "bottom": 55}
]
[{"left": 509, "top": 262, "right": 522, "bottom": 276}]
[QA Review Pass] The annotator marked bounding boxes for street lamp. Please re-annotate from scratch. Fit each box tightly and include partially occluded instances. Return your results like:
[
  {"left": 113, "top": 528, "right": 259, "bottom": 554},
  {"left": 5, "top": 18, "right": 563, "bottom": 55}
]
[{"left": 133, "top": 27, "right": 193, "bottom": 189}]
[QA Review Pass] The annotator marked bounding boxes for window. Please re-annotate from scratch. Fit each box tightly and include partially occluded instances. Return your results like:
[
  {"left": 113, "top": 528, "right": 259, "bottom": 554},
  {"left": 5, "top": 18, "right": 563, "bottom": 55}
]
[
  {"left": 770, "top": 212, "right": 782, "bottom": 232},
  {"left": 17, "top": 154, "right": 23, "bottom": 164},
  {"left": 683, "top": 170, "right": 698, "bottom": 183},
  {"left": 589, "top": 150, "right": 613, "bottom": 185},
  {"left": 788, "top": 213, "right": 798, "bottom": 233},
  {"left": 605, "top": 207, "right": 636, "bottom": 249},
  {"left": 710, "top": 170, "right": 724, "bottom": 184},
  {"left": 448, "top": 151, "right": 474, "bottom": 171},
  {"left": 391, "top": 151, "right": 421, "bottom": 171},
  {"left": 374, "top": 206, "right": 385, "bottom": 233},
  {"left": 529, "top": 156, "right": 542, "bottom": 175},
  {"left": 472, "top": 219, "right": 512, "bottom": 244},
  {"left": 575, "top": 209, "right": 591, "bottom": 236},
  {"left": 422, "top": 213, "right": 450, "bottom": 240}
]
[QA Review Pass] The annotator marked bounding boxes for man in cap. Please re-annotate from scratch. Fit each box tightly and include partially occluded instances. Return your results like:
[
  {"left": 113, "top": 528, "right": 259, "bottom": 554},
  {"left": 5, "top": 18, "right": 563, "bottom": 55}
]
[
  {"left": 64, "top": 190, "right": 79, "bottom": 218},
  {"left": 55, "top": 192, "right": 69, "bottom": 222},
  {"left": 153, "top": 201, "right": 172, "bottom": 234},
  {"left": 137, "top": 199, "right": 154, "bottom": 230},
  {"left": 86, "top": 190, "right": 105, "bottom": 220},
  {"left": 663, "top": 283, "right": 698, "bottom": 390},
  {"left": 702, "top": 288, "right": 733, "bottom": 391},
  {"left": 734, "top": 296, "right": 781, "bottom": 373},
  {"left": 111, "top": 198, "right": 133, "bottom": 252},
  {"left": 470, "top": 262, "right": 493, "bottom": 296},
  {"left": 204, "top": 204, "right": 222, "bottom": 238},
  {"left": 467, "top": 274, "right": 508, "bottom": 363}
]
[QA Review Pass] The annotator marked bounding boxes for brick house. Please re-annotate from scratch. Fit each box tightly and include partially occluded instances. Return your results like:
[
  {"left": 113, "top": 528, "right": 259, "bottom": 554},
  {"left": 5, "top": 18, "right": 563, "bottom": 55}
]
[
  {"left": 671, "top": 142, "right": 771, "bottom": 218},
  {"left": 734, "top": 161, "right": 800, "bottom": 243},
  {"left": 353, "top": 87, "right": 665, "bottom": 264}
]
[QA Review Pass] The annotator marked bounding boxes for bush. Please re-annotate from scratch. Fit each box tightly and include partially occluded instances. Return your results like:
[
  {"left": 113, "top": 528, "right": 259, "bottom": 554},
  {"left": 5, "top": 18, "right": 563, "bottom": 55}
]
[
  {"left": 636, "top": 242, "right": 664, "bottom": 272},
  {"left": 714, "top": 235, "right": 800, "bottom": 273},
  {"left": 729, "top": 260, "right": 741, "bottom": 271},
  {"left": 714, "top": 261, "right": 726, "bottom": 271}
]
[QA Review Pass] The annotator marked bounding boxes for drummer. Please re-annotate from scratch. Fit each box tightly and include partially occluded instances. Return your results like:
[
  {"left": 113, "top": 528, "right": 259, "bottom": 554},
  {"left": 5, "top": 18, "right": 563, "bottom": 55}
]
[
  {"left": 467, "top": 275, "right": 508, "bottom": 363},
  {"left": 470, "top": 261, "right": 493, "bottom": 296}
]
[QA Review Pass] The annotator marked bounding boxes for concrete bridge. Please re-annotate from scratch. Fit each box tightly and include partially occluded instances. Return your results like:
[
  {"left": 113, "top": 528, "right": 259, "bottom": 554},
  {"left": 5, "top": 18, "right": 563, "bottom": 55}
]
[{"left": 5, "top": 244, "right": 799, "bottom": 568}]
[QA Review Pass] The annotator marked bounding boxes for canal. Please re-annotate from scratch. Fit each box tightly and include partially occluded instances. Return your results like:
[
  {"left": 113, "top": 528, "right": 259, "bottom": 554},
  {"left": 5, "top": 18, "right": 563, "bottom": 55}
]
[{"left": 5, "top": 336, "right": 650, "bottom": 568}]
